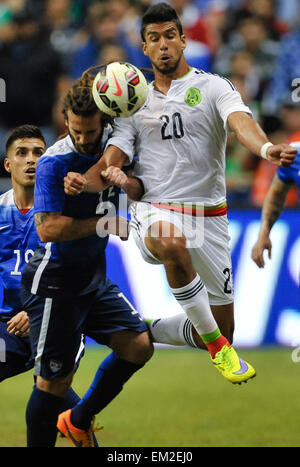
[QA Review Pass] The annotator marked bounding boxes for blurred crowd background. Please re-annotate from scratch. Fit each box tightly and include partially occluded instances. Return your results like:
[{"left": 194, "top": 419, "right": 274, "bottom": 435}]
[{"left": 0, "top": 0, "right": 299, "bottom": 208}]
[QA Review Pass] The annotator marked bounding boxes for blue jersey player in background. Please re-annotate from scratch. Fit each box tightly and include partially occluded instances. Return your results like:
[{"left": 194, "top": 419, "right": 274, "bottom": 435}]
[
  {"left": 0, "top": 125, "right": 84, "bottom": 428},
  {"left": 0, "top": 126, "right": 45, "bottom": 379},
  {"left": 21, "top": 73, "right": 153, "bottom": 447},
  {"left": 252, "top": 140, "right": 300, "bottom": 268}
]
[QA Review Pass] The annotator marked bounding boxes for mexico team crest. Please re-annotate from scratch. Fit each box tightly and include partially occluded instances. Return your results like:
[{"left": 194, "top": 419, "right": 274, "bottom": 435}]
[{"left": 185, "top": 88, "right": 202, "bottom": 106}]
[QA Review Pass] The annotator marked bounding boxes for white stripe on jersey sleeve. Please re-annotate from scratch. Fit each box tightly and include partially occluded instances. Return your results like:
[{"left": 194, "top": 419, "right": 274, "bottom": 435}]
[{"left": 0, "top": 189, "right": 14, "bottom": 207}]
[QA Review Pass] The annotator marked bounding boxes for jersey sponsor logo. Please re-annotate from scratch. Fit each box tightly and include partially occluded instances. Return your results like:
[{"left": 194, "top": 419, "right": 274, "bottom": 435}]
[
  {"left": 185, "top": 88, "right": 202, "bottom": 107},
  {"left": 112, "top": 71, "right": 122, "bottom": 97}
]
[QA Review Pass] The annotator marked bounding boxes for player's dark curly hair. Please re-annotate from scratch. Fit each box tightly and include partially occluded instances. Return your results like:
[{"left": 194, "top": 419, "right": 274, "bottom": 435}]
[
  {"left": 6, "top": 124, "right": 46, "bottom": 153},
  {"left": 62, "top": 67, "right": 113, "bottom": 125},
  {"left": 140, "top": 2, "right": 183, "bottom": 41}
]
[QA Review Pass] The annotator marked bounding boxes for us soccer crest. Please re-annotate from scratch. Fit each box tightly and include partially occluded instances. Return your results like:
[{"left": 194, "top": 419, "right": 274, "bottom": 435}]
[
  {"left": 185, "top": 88, "right": 202, "bottom": 106},
  {"left": 49, "top": 359, "right": 63, "bottom": 373}
]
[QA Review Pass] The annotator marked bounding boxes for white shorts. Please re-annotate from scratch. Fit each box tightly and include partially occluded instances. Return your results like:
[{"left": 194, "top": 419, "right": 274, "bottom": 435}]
[{"left": 129, "top": 201, "right": 233, "bottom": 306}]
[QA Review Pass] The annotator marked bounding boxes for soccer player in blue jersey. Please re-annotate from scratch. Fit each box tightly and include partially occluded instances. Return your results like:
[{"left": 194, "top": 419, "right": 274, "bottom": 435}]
[
  {"left": 251, "top": 139, "right": 300, "bottom": 268},
  {"left": 0, "top": 124, "right": 83, "bottom": 424},
  {"left": 21, "top": 74, "right": 153, "bottom": 447},
  {"left": 0, "top": 125, "right": 45, "bottom": 380}
]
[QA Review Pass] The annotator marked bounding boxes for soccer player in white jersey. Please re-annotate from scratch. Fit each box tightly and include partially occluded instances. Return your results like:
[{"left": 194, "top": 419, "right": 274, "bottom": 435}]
[{"left": 64, "top": 3, "right": 297, "bottom": 384}]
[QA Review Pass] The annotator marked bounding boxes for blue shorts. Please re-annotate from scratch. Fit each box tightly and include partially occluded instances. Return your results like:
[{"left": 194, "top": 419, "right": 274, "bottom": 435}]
[
  {"left": 0, "top": 320, "right": 33, "bottom": 382},
  {"left": 21, "top": 277, "right": 147, "bottom": 380}
]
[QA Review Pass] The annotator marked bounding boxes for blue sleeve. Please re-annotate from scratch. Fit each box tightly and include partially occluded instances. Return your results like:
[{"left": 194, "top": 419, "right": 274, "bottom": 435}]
[
  {"left": 34, "top": 156, "right": 66, "bottom": 213},
  {"left": 277, "top": 166, "right": 294, "bottom": 184}
]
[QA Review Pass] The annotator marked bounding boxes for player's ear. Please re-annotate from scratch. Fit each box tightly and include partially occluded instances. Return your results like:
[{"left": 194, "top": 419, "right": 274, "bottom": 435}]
[
  {"left": 181, "top": 34, "right": 186, "bottom": 52},
  {"left": 3, "top": 157, "right": 11, "bottom": 174},
  {"left": 142, "top": 42, "right": 148, "bottom": 56}
]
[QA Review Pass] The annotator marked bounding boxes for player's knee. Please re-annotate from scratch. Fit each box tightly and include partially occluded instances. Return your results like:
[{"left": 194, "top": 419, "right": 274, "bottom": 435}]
[
  {"left": 36, "top": 372, "right": 73, "bottom": 398},
  {"left": 110, "top": 330, "right": 154, "bottom": 364},
  {"left": 140, "top": 336, "right": 154, "bottom": 363},
  {"left": 131, "top": 333, "right": 154, "bottom": 364},
  {"left": 160, "top": 236, "right": 188, "bottom": 264}
]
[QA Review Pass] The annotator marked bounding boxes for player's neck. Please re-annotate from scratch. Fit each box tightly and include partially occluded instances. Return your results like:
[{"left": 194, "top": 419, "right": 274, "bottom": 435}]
[
  {"left": 153, "top": 59, "right": 190, "bottom": 95},
  {"left": 12, "top": 183, "right": 34, "bottom": 210}
]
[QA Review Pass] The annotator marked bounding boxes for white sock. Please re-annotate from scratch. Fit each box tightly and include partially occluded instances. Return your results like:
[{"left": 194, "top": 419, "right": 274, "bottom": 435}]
[
  {"left": 170, "top": 274, "right": 218, "bottom": 337},
  {"left": 149, "top": 313, "right": 197, "bottom": 347}
]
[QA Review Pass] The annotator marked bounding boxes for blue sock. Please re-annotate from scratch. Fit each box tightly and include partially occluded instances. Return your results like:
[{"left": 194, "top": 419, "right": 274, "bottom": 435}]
[
  {"left": 71, "top": 352, "right": 144, "bottom": 430},
  {"left": 26, "top": 387, "right": 64, "bottom": 447}
]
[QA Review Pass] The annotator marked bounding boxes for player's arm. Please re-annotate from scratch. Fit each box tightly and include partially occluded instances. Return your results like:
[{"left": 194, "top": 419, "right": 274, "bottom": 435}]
[
  {"left": 228, "top": 112, "right": 297, "bottom": 167},
  {"left": 34, "top": 211, "right": 129, "bottom": 243},
  {"left": 101, "top": 166, "right": 145, "bottom": 201},
  {"left": 251, "top": 174, "right": 292, "bottom": 268},
  {"left": 64, "top": 145, "right": 128, "bottom": 195}
]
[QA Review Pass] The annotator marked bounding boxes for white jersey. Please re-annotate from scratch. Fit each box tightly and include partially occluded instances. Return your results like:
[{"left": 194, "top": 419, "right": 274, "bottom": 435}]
[{"left": 106, "top": 68, "right": 252, "bottom": 205}]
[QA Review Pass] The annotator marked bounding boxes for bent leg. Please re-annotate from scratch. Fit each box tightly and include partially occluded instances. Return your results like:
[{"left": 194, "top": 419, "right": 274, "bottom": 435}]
[
  {"left": 145, "top": 221, "right": 229, "bottom": 355},
  {"left": 22, "top": 288, "right": 84, "bottom": 447},
  {"left": 191, "top": 302, "right": 234, "bottom": 349},
  {"left": 145, "top": 221, "right": 196, "bottom": 287},
  {"left": 148, "top": 303, "right": 234, "bottom": 350},
  {"left": 70, "top": 331, "right": 153, "bottom": 430}
]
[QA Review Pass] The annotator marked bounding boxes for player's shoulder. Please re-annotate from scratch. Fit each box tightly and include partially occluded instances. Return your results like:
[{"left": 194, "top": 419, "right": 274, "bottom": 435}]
[
  {"left": 43, "top": 135, "right": 74, "bottom": 159},
  {"left": 190, "top": 68, "right": 236, "bottom": 91},
  {"left": 290, "top": 140, "right": 300, "bottom": 153},
  {"left": 37, "top": 135, "right": 75, "bottom": 170},
  {"left": 0, "top": 189, "right": 15, "bottom": 225},
  {"left": 291, "top": 143, "right": 300, "bottom": 168},
  {"left": 288, "top": 140, "right": 300, "bottom": 166},
  {"left": 102, "top": 125, "right": 113, "bottom": 148},
  {"left": 0, "top": 188, "right": 14, "bottom": 208},
  {"left": 277, "top": 141, "right": 300, "bottom": 180}
]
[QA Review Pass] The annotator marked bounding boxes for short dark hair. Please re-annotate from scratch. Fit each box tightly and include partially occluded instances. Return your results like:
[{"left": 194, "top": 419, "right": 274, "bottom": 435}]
[
  {"left": 6, "top": 124, "right": 46, "bottom": 153},
  {"left": 141, "top": 3, "right": 183, "bottom": 41}
]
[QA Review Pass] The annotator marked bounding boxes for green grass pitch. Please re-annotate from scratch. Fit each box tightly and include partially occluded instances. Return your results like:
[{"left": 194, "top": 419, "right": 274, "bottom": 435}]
[{"left": 1, "top": 346, "right": 300, "bottom": 447}]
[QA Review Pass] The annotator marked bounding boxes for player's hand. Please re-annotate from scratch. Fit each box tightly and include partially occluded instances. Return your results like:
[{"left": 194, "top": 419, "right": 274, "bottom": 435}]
[
  {"left": 101, "top": 166, "right": 128, "bottom": 190},
  {"left": 251, "top": 236, "right": 272, "bottom": 268},
  {"left": 266, "top": 144, "right": 297, "bottom": 167},
  {"left": 7, "top": 311, "right": 30, "bottom": 337},
  {"left": 64, "top": 172, "right": 87, "bottom": 196}
]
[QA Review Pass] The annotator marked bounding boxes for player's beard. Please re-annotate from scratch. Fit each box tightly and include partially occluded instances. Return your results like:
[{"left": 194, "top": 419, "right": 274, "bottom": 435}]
[
  {"left": 69, "top": 129, "right": 104, "bottom": 156},
  {"left": 153, "top": 53, "right": 182, "bottom": 75}
]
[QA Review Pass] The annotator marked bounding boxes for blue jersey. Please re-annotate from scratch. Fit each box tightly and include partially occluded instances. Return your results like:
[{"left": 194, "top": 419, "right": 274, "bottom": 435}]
[
  {"left": 277, "top": 142, "right": 300, "bottom": 199},
  {"left": 22, "top": 132, "right": 121, "bottom": 298},
  {"left": 0, "top": 190, "right": 40, "bottom": 320}
]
